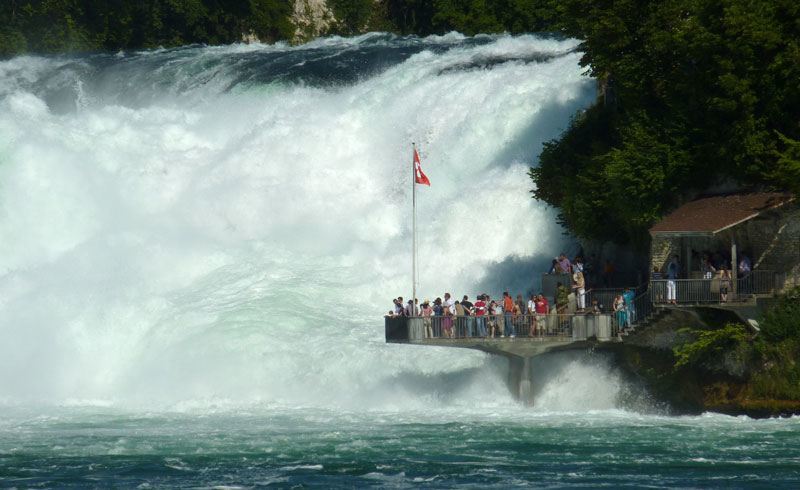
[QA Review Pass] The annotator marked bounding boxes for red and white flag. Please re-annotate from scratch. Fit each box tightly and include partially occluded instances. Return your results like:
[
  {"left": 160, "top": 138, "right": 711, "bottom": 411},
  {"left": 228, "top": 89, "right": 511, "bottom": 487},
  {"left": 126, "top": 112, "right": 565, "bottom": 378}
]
[{"left": 413, "top": 147, "right": 431, "bottom": 186}]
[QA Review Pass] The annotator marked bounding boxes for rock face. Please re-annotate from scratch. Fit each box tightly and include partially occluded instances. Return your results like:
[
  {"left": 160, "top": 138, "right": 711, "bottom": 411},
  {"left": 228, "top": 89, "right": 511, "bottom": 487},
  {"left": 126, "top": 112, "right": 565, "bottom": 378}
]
[
  {"left": 599, "top": 306, "right": 800, "bottom": 418},
  {"left": 292, "top": 0, "right": 336, "bottom": 43}
]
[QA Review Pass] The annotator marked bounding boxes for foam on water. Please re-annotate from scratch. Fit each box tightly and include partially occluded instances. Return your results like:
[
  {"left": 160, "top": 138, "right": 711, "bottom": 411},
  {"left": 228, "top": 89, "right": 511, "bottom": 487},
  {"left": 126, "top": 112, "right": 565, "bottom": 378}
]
[{"left": 0, "top": 34, "right": 599, "bottom": 410}]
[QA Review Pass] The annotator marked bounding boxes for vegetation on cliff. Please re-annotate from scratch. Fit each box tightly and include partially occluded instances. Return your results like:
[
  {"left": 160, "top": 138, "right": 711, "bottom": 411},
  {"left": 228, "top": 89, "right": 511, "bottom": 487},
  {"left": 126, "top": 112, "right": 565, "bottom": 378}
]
[
  {"left": 659, "top": 288, "right": 800, "bottom": 415},
  {"left": 531, "top": 0, "right": 800, "bottom": 245},
  {"left": 0, "top": 0, "right": 294, "bottom": 55}
]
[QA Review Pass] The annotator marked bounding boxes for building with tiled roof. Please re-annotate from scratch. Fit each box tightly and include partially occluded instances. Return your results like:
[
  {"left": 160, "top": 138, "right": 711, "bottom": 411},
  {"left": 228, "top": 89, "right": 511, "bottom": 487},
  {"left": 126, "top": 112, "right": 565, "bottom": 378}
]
[{"left": 649, "top": 192, "right": 799, "bottom": 294}]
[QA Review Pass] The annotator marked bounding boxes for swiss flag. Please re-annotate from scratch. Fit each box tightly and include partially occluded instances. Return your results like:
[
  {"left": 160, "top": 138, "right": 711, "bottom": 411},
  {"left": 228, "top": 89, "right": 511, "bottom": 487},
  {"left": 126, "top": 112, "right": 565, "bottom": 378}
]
[{"left": 413, "top": 147, "right": 431, "bottom": 186}]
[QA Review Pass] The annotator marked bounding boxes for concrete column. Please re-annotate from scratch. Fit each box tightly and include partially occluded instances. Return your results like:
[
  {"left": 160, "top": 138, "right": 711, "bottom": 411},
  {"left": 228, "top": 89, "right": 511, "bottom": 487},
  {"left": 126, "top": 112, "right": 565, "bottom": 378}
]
[
  {"left": 731, "top": 239, "right": 738, "bottom": 298},
  {"left": 685, "top": 238, "right": 692, "bottom": 278},
  {"left": 508, "top": 356, "right": 534, "bottom": 406}
]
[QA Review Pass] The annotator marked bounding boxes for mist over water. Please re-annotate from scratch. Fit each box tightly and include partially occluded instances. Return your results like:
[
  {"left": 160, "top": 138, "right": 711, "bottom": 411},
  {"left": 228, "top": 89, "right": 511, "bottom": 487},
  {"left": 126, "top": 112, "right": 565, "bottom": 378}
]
[{"left": 0, "top": 33, "right": 601, "bottom": 409}]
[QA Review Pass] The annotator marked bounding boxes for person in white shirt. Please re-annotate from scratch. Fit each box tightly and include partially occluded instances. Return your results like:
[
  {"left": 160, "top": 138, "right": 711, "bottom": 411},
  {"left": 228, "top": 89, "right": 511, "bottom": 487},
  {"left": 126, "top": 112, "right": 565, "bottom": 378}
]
[{"left": 444, "top": 292, "right": 455, "bottom": 315}]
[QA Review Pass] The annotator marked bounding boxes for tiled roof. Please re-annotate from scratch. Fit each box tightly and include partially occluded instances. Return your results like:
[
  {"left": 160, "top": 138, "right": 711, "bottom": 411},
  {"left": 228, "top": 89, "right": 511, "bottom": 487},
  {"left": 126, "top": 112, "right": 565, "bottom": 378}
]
[{"left": 650, "top": 192, "right": 795, "bottom": 235}]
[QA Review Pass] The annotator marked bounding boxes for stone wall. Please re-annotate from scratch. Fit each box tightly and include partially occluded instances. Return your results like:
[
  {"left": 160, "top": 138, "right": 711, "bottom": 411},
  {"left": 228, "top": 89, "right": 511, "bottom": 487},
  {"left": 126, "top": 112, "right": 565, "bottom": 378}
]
[
  {"left": 746, "top": 205, "right": 800, "bottom": 290},
  {"left": 292, "top": 0, "right": 336, "bottom": 43},
  {"left": 649, "top": 203, "right": 800, "bottom": 289},
  {"left": 649, "top": 235, "right": 681, "bottom": 273}
]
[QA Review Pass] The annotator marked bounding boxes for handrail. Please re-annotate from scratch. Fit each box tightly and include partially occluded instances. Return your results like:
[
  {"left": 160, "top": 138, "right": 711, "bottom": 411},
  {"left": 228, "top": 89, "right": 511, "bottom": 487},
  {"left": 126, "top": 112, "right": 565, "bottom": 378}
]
[
  {"left": 649, "top": 270, "right": 780, "bottom": 304},
  {"left": 385, "top": 313, "right": 620, "bottom": 342}
]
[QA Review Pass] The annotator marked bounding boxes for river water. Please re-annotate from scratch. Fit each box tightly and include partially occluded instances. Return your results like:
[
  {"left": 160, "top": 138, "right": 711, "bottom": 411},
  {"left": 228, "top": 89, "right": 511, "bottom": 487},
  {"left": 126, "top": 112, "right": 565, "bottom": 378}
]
[{"left": 1, "top": 33, "right": 798, "bottom": 487}]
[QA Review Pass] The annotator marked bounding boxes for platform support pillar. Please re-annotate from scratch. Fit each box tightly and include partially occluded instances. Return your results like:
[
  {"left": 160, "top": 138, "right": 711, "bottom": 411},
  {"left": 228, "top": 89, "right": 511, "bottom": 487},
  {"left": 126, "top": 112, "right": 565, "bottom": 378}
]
[{"left": 508, "top": 356, "right": 534, "bottom": 406}]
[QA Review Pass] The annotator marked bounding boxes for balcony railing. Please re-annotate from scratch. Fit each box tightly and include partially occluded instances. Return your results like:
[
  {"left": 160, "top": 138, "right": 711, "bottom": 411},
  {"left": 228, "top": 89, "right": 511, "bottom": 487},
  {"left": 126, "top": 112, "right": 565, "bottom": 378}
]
[
  {"left": 386, "top": 313, "right": 620, "bottom": 343},
  {"left": 649, "top": 270, "right": 783, "bottom": 304}
]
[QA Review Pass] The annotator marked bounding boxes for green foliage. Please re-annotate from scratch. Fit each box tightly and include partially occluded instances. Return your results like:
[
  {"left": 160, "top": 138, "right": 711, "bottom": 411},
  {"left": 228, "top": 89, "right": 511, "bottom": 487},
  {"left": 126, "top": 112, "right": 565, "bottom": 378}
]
[
  {"left": 0, "top": 0, "right": 295, "bottom": 56},
  {"left": 747, "top": 288, "right": 800, "bottom": 399},
  {"left": 759, "top": 287, "right": 800, "bottom": 342},
  {"left": 384, "top": 0, "right": 436, "bottom": 35},
  {"left": 531, "top": 0, "right": 800, "bottom": 244},
  {"left": 750, "top": 339, "right": 800, "bottom": 400},
  {"left": 383, "top": 0, "right": 560, "bottom": 36},
  {"left": 329, "top": 0, "right": 374, "bottom": 35},
  {"left": 673, "top": 323, "right": 750, "bottom": 369},
  {"left": 431, "top": 0, "right": 504, "bottom": 35},
  {"left": 773, "top": 134, "right": 800, "bottom": 196},
  {"left": 247, "top": 0, "right": 293, "bottom": 42}
]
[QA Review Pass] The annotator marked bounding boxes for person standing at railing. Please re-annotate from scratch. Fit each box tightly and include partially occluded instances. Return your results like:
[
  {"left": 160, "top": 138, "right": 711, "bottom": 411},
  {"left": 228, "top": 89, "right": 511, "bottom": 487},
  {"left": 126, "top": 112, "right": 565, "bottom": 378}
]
[
  {"left": 474, "top": 295, "right": 488, "bottom": 337},
  {"left": 421, "top": 300, "right": 434, "bottom": 338},
  {"left": 534, "top": 294, "right": 549, "bottom": 335},
  {"left": 701, "top": 255, "right": 716, "bottom": 279},
  {"left": 666, "top": 255, "right": 680, "bottom": 305},
  {"left": 614, "top": 294, "right": 627, "bottom": 334},
  {"left": 558, "top": 254, "right": 572, "bottom": 274},
  {"left": 404, "top": 299, "right": 417, "bottom": 317},
  {"left": 573, "top": 256, "right": 584, "bottom": 273},
  {"left": 461, "top": 295, "right": 474, "bottom": 338},
  {"left": 393, "top": 298, "right": 404, "bottom": 316},
  {"left": 623, "top": 288, "right": 636, "bottom": 329},
  {"left": 527, "top": 294, "right": 537, "bottom": 336},
  {"left": 444, "top": 293, "right": 455, "bottom": 315},
  {"left": 515, "top": 294, "right": 527, "bottom": 334},
  {"left": 738, "top": 255, "right": 752, "bottom": 295},
  {"left": 739, "top": 255, "right": 751, "bottom": 274},
  {"left": 489, "top": 300, "right": 503, "bottom": 338},
  {"left": 433, "top": 298, "right": 444, "bottom": 338},
  {"left": 443, "top": 293, "right": 455, "bottom": 338},
  {"left": 719, "top": 268, "right": 731, "bottom": 303},
  {"left": 454, "top": 300, "right": 466, "bottom": 337},
  {"left": 573, "top": 270, "right": 586, "bottom": 312},
  {"left": 502, "top": 292, "right": 515, "bottom": 338}
]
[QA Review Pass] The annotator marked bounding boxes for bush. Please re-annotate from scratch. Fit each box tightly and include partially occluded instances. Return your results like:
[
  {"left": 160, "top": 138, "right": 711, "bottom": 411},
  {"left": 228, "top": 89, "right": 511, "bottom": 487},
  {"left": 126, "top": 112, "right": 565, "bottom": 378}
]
[
  {"left": 673, "top": 323, "right": 750, "bottom": 369},
  {"left": 759, "top": 287, "right": 800, "bottom": 342}
]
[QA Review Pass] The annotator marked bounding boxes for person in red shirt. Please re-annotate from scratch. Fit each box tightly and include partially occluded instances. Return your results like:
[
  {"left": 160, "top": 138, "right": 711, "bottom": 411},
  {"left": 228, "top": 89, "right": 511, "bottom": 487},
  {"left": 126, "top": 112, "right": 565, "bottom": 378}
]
[
  {"left": 474, "top": 295, "right": 487, "bottom": 337},
  {"left": 534, "top": 293, "right": 549, "bottom": 335}
]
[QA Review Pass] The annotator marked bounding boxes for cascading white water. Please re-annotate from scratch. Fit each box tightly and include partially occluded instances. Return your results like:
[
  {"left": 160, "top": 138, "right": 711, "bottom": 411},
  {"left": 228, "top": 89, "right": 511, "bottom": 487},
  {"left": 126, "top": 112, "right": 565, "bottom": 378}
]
[{"left": 0, "top": 33, "right": 606, "bottom": 410}]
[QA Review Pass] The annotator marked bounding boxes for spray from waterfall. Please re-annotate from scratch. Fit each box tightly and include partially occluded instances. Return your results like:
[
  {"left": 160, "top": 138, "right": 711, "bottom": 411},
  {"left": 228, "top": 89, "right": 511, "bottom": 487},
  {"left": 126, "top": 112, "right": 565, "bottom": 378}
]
[{"left": 0, "top": 33, "right": 605, "bottom": 410}]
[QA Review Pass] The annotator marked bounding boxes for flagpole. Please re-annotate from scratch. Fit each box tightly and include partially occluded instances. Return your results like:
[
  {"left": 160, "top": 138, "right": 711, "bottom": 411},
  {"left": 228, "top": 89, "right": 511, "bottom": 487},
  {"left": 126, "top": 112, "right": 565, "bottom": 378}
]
[{"left": 412, "top": 142, "right": 417, "bottom": 315}]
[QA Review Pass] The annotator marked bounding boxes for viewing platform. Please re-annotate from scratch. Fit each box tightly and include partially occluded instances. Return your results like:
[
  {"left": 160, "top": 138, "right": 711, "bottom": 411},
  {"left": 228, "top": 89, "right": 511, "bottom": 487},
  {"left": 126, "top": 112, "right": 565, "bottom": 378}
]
[{"left": 385, "top": 313, "right": 620, "bottom": 404}]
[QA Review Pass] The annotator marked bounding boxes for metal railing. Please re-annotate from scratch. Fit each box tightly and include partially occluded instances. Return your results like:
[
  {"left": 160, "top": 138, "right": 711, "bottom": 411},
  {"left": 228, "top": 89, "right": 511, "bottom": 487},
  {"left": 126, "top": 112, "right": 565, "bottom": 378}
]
[
  {"left": 737, "top": 270, "right": 785, "bottom": 295},
  {"left": 584, "top": 286, "right": 646, "bottom": 313},
  {"left": 584, "top": 288, "right": 624, "bottom": 312},
  {"left": 649, "top": 270, "right": 782, "bottom": 304},
  {"left": 396, "top": 313, "right": 619, "bottom": 342}
]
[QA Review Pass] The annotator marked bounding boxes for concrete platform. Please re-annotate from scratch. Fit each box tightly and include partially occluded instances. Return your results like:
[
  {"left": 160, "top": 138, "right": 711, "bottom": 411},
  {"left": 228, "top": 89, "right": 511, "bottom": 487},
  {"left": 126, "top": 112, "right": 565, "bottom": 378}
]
[{"left": 409, "top": 337, "right": 580, "bottom": 358}]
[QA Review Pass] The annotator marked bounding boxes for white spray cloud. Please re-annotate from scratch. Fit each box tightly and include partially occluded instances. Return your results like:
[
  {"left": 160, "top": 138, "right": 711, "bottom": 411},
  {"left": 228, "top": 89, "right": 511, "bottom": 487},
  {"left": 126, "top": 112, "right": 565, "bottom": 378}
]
[{"left": 0, "top": 34, "right": 597, "bottom": 409}]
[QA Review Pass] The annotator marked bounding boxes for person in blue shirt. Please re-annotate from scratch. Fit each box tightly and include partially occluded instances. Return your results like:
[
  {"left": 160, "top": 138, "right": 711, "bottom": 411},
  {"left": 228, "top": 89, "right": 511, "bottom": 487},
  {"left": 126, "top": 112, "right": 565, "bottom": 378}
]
[{"left": 623, "top": 288, "right": 636, "bottom": 328}]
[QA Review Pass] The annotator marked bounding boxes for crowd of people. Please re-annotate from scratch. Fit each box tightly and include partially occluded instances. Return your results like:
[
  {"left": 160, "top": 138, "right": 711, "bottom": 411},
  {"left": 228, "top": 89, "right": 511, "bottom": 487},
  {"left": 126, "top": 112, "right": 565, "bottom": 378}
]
[
  {"left": 386, "top": 249, "right": 762, "bottom": 341},
  {"left": 385, "top": 254, "right": 645, "bottom": 339},
  {"left": 388, "top": 292, "right": 552, "bottom": 338}
]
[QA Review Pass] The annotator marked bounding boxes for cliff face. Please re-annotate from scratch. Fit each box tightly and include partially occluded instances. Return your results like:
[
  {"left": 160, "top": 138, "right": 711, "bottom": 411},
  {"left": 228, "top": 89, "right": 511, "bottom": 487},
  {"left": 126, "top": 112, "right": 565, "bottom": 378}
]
[
  {"left": 600, "top": 306, "right": 800, "bottom": 418},
  {"left": 292, "top": 0, "right": 336, "bottom": 43}
]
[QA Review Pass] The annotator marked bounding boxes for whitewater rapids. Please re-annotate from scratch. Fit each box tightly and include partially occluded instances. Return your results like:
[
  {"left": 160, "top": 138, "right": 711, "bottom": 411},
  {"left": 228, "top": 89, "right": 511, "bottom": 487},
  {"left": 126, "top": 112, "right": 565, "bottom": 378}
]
[{"left": 0, "top": 33, "right": 598, "bottom": 410}]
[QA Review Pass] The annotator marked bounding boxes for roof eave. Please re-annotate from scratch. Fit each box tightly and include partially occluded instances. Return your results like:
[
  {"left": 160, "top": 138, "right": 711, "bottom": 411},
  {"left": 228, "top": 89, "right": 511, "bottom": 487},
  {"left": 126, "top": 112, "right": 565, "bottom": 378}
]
[{"left": 650, "top": 231, "right": 715, "bottom": 238}]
